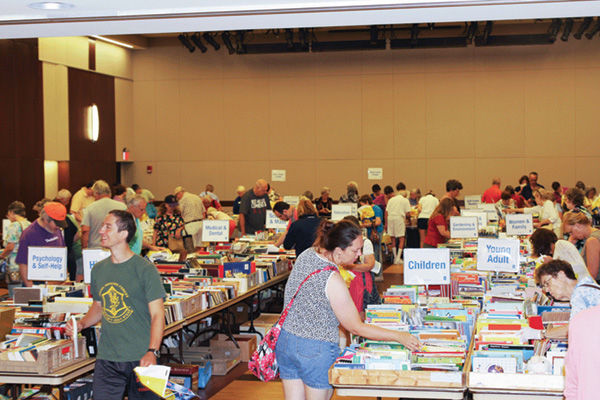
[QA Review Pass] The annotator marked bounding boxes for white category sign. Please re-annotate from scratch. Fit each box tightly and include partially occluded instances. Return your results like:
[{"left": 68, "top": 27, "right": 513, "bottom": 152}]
[
  {"left": 481, "top": 203, "right": 499, "bottom": 221},
  {"left": 464, "top": 195, "right": 482, "bottom": 209},
  {"left": 461, "top": 210, "right": 488, "bottom": 228},
  {"left": 404, "top": 248, "right": 451, "bottom": 285},
  {"left": 477, "top": 238, "right": 520, "bottom": 273},
  {"left": 505, "top": 214, "right": 534, "bottom": 236},
  {"left": 283, "top": 196, "right": 299, "bottom": 206},
  {"left": 202, "top": 220, "right": 230, "bottom": 242},
  {"left": 82, "top": 248, "right": 111, "bottom": 284},
  {"left": 450, "top": 216, "right": 479, "bottom": 239},
  {"left": 2, "top": 219, "right": 9, "bottom": 241},
  {"left": 265, "top": 210, "right": 288, "bottom": 229},
  {"left": 332, "top": 204, "right": 353, "bottom": 221},
  {"left": 271, "top": 169, "right": 286, "bottom": 182},
  {"left": 367, "top": 167, "right": 383, "bottom": 180},
  {"left": 27, "top": 246, "right": 67, "bottom": 281}
]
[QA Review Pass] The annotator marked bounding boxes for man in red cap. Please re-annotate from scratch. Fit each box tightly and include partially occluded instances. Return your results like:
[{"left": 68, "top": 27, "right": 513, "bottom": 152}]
[{"left": 16, "top": 201, "right": 67, "bottom": 287}]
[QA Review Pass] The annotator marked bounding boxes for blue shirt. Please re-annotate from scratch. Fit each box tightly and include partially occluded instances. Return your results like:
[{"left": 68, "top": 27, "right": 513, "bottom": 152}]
[
  {"left": 366, "top": 205, "right": 384, "bottom": 238},
  {"left": 570, "top": 276, "right": 600, "bottom": 319},
  {"left": 129, "top": 218, "right": 143, "bottom": 255}
]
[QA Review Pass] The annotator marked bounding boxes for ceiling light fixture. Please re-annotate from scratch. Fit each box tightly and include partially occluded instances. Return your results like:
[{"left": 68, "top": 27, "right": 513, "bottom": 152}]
[
  {"left": 573, "top": 17, "right": 593, "bottom": 40},
  {"left": 89, "top": 35, "right": 134, "bottom": 49},
  {"left": 191, "top": 33, "right": 207, "bottom": 53},
  {"left": 222, "top": 32, "right": 235, "bottom": 55},
  {"left": 561, "top": 19, "right": 573, "bottom": 41},
  {"left": 28, "top": 1, "right": 74, "bottom": 10},
  {"left": 177, "top": 34, "right": 195, "bottom": 53},
  {"left": 202, "top": 33, "right": 220, "bottom": 51}
]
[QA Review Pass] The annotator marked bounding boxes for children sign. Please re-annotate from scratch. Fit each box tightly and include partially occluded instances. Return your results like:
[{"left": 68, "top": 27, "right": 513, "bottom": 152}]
[
  {"left": 404, "top": 248, "right": 451, "bottom": 285},
  {"left": 27, "top": 246, "right": 67, "bottom": 281}
]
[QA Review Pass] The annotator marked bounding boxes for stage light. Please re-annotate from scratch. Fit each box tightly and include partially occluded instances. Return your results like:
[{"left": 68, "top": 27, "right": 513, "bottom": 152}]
[
  {"left": 203, "top": 33, "right": 220, "bottom": 51},
  {"left": 191, "top": 33, "right": 207, "bottom": 53},
  {"left": 573, "top": 17, "right": 592, "bottom": 40},
  {"left": 561, "top": 19, "right": 573, "bottom": 41},
  {"left": 177, "top": 34, "right": 195, "bottom": 53},
  {"left": 222, "top": 32, "right": 235, "bottom": 54}
]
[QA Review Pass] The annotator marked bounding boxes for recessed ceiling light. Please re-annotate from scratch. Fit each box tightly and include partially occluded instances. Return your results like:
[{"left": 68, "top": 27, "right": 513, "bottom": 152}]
[{"left": 28, "top": 2, "right": 75, "bottom": 10}]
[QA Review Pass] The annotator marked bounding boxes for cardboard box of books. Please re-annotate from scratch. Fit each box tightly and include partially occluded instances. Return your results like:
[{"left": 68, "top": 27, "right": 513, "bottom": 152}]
[
  {"left": 182, "top": 345, "right": 240, "bottom": 376},
  {"left": 209, "top": 334, "right": 257, "bottom": 362},
  {"left": 0, "top": 336, "right": 87, "bottom": 374}
]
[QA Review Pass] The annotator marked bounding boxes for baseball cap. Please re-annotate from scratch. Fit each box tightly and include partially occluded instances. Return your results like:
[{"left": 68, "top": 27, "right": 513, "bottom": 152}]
[
  {"left": 173, "top": 186, "right": 185, "bottom": 195},
  {"left": 44, "top": 202, "right": 68, "bottom": 228},
  {"left": 164, "top": 195, "right": 179, "bottom": 206}
]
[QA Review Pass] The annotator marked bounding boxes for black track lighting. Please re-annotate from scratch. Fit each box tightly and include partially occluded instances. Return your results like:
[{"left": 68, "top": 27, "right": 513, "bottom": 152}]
[
  {"left": 190, "top": 33, "right": 207, "bottom": 53},
  {"left": 585, "top": 18, "right": 600, "bottom": 39},
  {"left": 548, "top": 19, "right": 562, "bottom": 42},
  {"left": 285, "top": 29, "right": 294, "bottom": 49},
  {"left": 203, "top": 33, "right": 221, "bottom": 50},
  {"left": 236, "top": 31, "right": 246, "bottom": 54},
  {"left": 370, "top": 26, "right": 378, "bottom": 45},
  {"left": 561, "top": 19, "right": 573, "bottom": 41},
  {"left": 221, "top": 32, "right": 235, "bottom": 54},
  {"left": 574, "top": 17, "right": 593, "bottom": 40},
  {"left": 177, "top": 34, "right": 195, "bottom": 53}
]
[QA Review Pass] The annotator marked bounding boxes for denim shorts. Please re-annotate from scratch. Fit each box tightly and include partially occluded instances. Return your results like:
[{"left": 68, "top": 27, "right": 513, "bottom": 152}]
[{"left": 275, "top": 329, "right": 340, "bottom": 389}]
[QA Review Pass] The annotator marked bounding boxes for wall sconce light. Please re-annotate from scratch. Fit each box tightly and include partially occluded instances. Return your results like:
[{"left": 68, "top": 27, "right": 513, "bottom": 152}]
[{"left": 86, "top": 104, "right": 99, "bottom": 142}]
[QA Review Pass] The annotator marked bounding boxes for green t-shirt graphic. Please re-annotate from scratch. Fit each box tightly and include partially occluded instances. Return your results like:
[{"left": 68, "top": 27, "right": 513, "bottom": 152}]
[{"left": 91, "top": 254, "right": 165, "bottom": 362}]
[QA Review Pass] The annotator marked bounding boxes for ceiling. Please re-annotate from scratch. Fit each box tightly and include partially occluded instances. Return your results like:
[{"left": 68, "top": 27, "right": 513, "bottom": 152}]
[{"left": 1, "top": 0, "right": 600, "bottom": 39}]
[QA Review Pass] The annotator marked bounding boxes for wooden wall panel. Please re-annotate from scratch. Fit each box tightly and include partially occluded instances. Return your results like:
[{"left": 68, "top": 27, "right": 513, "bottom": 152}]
[
  {"left": 68, "top": 68, "right": 116, "bottom": 191},
  {"left": 0, "top": 39, "right": 44, "bottom": 221}
]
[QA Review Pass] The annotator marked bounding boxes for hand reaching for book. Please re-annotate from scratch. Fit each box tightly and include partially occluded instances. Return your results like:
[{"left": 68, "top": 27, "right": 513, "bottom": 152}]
[{"left": 396, "top": 332, "right": 421, "bottom": 351}]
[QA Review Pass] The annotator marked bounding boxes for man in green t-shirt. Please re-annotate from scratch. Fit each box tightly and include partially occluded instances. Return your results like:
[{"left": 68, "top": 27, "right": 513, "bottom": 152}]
[{"left": 66, "top": 210, "right": 165, "bottom": 399}]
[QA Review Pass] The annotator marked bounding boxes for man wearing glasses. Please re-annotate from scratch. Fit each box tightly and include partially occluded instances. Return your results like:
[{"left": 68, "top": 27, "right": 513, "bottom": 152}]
[{"left": 126, "top": 195, "right": 163, "bottom": 254}]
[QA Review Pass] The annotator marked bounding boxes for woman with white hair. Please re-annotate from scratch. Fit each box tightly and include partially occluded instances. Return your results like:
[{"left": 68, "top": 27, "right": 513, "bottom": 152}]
[
  {"left": 340, "top": 181, "right": 359, "bottom": 204},
  {"left": 506, "top": 188, "right": 561, "bottom": 236},
  {"left": 315, "top": 187, "right": 333, "bottom": 217}
]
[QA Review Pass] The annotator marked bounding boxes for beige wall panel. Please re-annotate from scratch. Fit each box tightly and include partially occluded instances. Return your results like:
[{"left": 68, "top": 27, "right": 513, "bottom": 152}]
[
  {"left": 314, "top": 52, "right": 363, "bottom": 76},
  {"left": 427, "top": 158, "right": 476, "bottom": 200},
  {"left": 131, "top": 161, "right": 182, "bottom": 199},
  {"left": 178, "top": 79, "right": 226, "bottom": 161},
  {"left": 265, "top": 53, "right": 318, "bottom": 78},
  {"left": 132, "top": 81, "right": 157, "bottom": 160},
  {"left": 362, "top": 75, "right": 394, "bottom": 159},
  {"left": 132, "top": 48, "right": 155, "bottom": 81},
  {"left": 572, "top": 40, "right": 600, "bottom": 69},
  {"left": 178, "top": 51, "right": 224, "bottom": 81},
  {"left": 39, "top": 37, "right": 88, "bottom": 71},
  {"left": 314, "top": 76, "right": 362, "bottom": 160},
  {"left": 315, "top": 160, "right": 363, "bottom": 199},
  {"left": 392, "top": 51, "right": 425, "bottom": 75},
  {"left": 474, "top": 70, "right": 525, "bottom": 158},
  {"left": 519, "top": 41, "right": 575, "bottom": 71},
  {"left": 425, "top": 73, "right": 475, "bottom": 158},
  {"left": 524, "top": 69, "right": 575, "bottom": 158},
  {"left": 473, "top": 158, "right": 526, "bottom": 194},
  {"left": 152, "top": 43, "right": 181, "bottom": 81},
  {"left": 268, "top": 77, "right": 316, "bottom": 160},
  {"left": 361, "top": 50, "right": 394, "bottom": 75},
  {"left": 153, "top": 81, "right": 181, "bottom": 161},
  {"left": 474, "top": 45, "right": 535, "bottom": 72},
  {"left": 223, "top": 161, "right": 271, "bottom": 194},
  {"left": 96, "top": 41, "right": 132, "bottom": 79},
  {"left": 574, "top": 69, "right": 600, "bottom": 157},
  {"left": 362, "top": 159, "right": 394, "bottom": 192},
  {"left": 393, "top": 158, "right": 428, "bottom": 193},
  {"left": 221, "top": 54, "right": 273, "bottom": 80},
  {"left": 524, "top": 157, "right": 576, "bottom": 189},
  {"left": 392, "top": 73, "right": 427, "bottom": 159},
  {"left": 43, "top": 62, "right": 69, "bottom": 161},
  {"left": 421, "top": 47, "right": 476, "bottom": 74},
  {"left": 267, "top": 160, "right": 316, "bottom": 196},
  {"left": 575, "top": 157, "right": 600, "bottom": 187},
  {"left": 223, "top": 78, "right": 270, "bottom": 161},
  {"left": 179, "top": 160, "right": 227, "bottom": 197},
  {"left": 114, "top": 78, "right": 134, "bottom": 161}
]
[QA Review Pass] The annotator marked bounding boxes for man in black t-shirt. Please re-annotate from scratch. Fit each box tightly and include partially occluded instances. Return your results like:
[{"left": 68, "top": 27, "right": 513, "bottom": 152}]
[{"left": 239, "top": 179, "right": 271, "bottom": 235}]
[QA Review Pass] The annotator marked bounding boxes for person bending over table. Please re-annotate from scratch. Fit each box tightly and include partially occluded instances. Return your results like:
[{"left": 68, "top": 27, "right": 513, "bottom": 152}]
[
  {"left": 66, "top": 210, "right": 165, "bottom": 400},
  {"left": 423, "top": 198, "right": 458, "bottom": 248},
  {"left": 505, "top": 188, "right": 561, "bottom": 237},
  {"left": 528, "top": 228, "right": 589, "bottom": 279},
  {"left": 534, "top": 260, "right": 600, "bottom": 339},
  {"left": 562, "top": 211, "right": 600, "bottom": 281},
  {"left": 275, "top": 219, "right": 420, "bottom": 400}
]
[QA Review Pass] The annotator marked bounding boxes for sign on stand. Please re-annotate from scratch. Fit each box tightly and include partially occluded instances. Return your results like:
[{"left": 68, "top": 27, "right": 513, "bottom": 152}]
[
  {"left": 271, "top": 169, "right": 286, "bottom": 182},
  {"left": 464, "top": 195, "right": 482, "bottom": 209},
  {"left": 202, "top": 220, "right": 229, "bottom": 242},
  {"left": 367, "top": 168, "right": 383, "bottom": 180},
  {"left": 461, "top": 210, "right": 488, "bottom": 228},
  {"left": 476, "top": 238, "right": 520, "bottom": 273},
  {"left": 505, "top": 214, "right": 533, "bottom": 236},
  {"left": 27, "top": 246, "right": 67, "bottom": 281},
  {"left": 450, "top": 216, "right": 479, "bottom": 239},
  {"left": 283, "top": 196, "right": 299, "bottom": 206},
  {"left": 332, "top": 204, "right": 353, "bottom": 221},
  {"left": 404, "top": 248, "right": 451, "bottom": 285},
  {"left": 83, "top": 248, "right": 111, "bottom": 284},
  {"left": 266, "top": 210, "right": 288, "bottom": 229}
]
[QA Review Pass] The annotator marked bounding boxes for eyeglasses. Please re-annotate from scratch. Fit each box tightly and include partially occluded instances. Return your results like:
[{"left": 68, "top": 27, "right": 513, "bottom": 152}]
[{"left": 540, "top": 276, "right": 554, "bottom": 290}]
